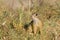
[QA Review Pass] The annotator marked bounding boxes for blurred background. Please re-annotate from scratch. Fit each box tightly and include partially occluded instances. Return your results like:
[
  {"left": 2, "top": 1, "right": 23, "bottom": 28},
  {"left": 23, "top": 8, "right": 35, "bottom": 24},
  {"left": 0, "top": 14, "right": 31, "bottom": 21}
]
[{"left": 0, "top": 0, "right": 60, "bottom": 40}]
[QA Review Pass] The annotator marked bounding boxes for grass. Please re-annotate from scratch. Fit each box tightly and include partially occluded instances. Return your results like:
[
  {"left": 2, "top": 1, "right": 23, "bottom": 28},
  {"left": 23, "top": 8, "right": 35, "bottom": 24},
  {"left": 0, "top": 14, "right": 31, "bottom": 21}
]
[{"left": 0, "top": 0, "right": 60, "bottom": 40}]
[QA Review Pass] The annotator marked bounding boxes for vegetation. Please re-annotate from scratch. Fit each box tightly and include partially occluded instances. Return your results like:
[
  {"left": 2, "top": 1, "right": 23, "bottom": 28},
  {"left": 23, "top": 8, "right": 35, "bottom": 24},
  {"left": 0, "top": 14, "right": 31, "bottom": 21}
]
[{"left": 0, "top": 0, "right": 60, "bottom": 40}]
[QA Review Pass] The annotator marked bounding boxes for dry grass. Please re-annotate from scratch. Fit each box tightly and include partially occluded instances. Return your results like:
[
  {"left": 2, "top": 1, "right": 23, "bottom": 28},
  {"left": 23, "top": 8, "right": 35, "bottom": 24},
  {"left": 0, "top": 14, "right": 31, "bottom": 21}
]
[{"left": 0, "top": 0, "right": 60, "bottom": 40}]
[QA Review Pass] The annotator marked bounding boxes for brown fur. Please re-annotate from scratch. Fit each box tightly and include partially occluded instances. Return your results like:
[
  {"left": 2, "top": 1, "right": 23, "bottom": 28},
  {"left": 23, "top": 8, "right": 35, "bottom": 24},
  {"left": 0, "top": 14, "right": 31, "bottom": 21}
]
[
  {"left": 24, "top": 13, "right": 43, "bottom": 35},
  {"left": 31, "top": 13, "right": 43, "bottom": 35}
]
